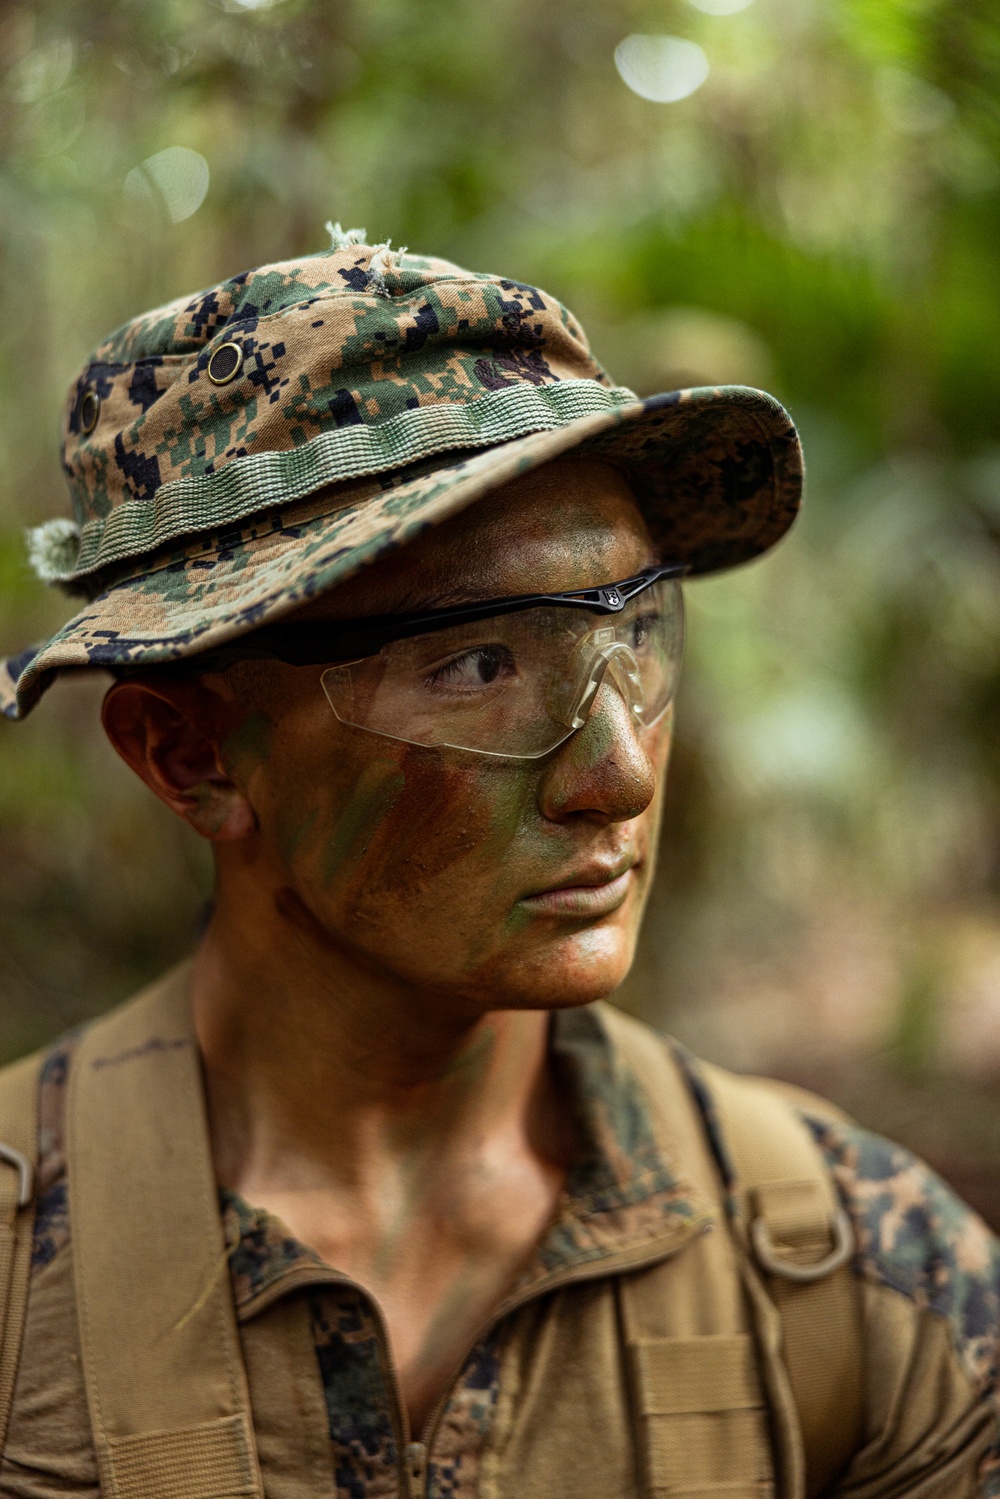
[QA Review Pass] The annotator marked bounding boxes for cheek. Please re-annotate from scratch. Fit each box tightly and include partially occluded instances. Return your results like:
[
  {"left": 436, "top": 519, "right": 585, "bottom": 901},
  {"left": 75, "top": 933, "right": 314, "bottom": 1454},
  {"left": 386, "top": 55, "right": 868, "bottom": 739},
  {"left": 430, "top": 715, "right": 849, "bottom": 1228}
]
[
  {"left": 292, "top": 738, "right": 536, "bottom": 916},
  {"left": 362, "top": 760, "right": 535, "bottom": 910}
]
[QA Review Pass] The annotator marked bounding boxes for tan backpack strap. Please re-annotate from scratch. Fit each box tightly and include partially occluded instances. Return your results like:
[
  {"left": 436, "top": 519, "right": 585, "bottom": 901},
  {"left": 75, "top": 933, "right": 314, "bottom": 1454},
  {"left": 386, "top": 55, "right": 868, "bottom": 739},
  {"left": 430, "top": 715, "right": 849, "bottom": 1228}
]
[
  {"left": 597, "top": 1006, "right": 780, "bottom": 1498},
  {"left": 68, "top": 963, "right": 264, "bottom": 1499},
  {"left": 0, "top": 1051, "right": 42, "bottom": 1459},
  {"left": 699, "top": 1061, "right": 864, "bottom": 1498}
]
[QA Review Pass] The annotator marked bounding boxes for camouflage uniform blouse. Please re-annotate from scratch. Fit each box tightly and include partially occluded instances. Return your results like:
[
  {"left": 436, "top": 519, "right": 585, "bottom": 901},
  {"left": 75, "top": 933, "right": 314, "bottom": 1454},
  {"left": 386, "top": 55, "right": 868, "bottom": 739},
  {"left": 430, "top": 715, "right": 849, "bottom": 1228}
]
[{"left": 3, "top": 1003, "right": 1000, "bottom": 1498}]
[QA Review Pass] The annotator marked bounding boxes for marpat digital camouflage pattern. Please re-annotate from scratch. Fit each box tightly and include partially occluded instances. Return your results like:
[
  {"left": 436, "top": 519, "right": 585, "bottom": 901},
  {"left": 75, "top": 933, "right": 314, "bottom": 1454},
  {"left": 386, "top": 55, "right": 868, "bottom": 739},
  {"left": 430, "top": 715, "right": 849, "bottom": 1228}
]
[
  {"left": 1, "top": 234, "right": 803, "bottom": 721},
  {"left": 10, "top": 1008, "right": 1000, "bottom": 1499}
]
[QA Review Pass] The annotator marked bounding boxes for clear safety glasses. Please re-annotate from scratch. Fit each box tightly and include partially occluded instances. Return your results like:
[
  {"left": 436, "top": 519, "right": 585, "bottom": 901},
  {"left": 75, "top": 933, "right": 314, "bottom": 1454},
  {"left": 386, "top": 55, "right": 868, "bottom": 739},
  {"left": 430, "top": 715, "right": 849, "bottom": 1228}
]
[{"left": 195, "top": 564, "right": 684, "bottom": 761}]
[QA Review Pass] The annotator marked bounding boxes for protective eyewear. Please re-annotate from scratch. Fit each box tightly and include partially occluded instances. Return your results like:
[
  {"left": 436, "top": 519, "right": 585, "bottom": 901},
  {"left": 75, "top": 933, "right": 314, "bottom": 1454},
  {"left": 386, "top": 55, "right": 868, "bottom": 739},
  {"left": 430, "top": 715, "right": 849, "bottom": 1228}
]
[{"left": 206, "top": 563, "right": 684, "bottom": 760}]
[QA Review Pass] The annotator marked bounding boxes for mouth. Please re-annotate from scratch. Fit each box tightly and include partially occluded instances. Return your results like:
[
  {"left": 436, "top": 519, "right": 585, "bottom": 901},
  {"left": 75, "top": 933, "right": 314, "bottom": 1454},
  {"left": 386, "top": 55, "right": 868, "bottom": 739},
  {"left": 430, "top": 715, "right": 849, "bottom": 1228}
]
[{"left": 518, "top": 862, "right": 638, "bottom": 919}]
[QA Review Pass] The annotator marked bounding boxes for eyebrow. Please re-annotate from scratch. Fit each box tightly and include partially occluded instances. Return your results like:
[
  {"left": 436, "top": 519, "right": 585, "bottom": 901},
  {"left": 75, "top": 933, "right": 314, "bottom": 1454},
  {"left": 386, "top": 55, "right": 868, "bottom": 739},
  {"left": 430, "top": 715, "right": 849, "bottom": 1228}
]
[
  {"left": 384, "top": 585, "right": 477, "bottom": 611},
  {"left": 192, "top": 563, "right": 684, "bottom": 672},
  {"left": 407, "top": 584, "right": 485, "bottom": 608},
  {"left": 296, "top": 581, "right": 477, "bottom": 625}
]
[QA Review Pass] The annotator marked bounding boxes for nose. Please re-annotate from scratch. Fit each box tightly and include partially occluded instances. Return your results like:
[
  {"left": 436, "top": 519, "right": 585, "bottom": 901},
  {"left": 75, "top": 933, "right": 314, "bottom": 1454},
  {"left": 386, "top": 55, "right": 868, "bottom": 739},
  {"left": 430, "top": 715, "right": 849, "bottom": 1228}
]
[{"left": 537, "top": 676, "right": 663, "bottom": 825}]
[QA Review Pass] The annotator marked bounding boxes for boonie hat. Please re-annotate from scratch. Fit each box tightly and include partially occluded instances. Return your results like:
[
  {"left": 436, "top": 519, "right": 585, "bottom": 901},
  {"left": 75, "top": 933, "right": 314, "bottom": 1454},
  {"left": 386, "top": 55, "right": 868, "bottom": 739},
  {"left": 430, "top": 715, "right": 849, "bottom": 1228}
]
[{"left": 0, "top": 227, "right": 803, "bottom": 720}]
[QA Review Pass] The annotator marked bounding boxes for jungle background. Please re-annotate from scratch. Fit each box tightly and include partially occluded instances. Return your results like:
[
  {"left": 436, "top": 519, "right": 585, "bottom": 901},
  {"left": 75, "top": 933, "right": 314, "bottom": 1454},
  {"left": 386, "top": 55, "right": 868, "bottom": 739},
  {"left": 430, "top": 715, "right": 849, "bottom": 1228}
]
[{"left": 4, "top": 0, "right": 1000, "bottom": 1219}]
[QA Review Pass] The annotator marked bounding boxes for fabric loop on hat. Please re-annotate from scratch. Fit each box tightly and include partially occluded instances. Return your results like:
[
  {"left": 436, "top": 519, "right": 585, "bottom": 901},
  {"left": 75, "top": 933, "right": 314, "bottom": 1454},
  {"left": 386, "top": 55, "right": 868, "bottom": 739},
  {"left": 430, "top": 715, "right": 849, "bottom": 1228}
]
[{"left": 53, "top": 379, "right": 639, "bottom": 583}]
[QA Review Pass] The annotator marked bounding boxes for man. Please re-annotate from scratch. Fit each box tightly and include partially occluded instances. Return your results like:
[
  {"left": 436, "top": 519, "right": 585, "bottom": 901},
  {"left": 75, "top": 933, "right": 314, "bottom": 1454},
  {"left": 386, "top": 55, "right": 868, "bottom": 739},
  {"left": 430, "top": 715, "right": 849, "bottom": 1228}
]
[{"left": 0, "top": 230, "right": 997, "bottom": 1498}]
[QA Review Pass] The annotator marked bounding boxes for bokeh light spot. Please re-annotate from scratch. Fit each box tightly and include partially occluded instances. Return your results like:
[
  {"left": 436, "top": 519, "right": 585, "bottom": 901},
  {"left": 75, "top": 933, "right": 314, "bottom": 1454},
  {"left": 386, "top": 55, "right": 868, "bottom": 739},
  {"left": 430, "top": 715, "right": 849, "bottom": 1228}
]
[
  {"left": 686, "top": 0, "right": 756, "bottom": 14},
  {"left": 614, "top": 35, "right": 710, "bottom": 104},
  {"left": 124, "top": 147, "right": 209, "bottom": 224},
  {"left": 4, "top": 38, "right": 74, "bottom": 105}
]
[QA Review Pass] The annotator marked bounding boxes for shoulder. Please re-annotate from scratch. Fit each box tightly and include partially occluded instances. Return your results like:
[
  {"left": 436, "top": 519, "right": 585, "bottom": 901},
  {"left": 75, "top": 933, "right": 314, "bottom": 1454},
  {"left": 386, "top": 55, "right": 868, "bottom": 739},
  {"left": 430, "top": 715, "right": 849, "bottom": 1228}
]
[
  {"left": 802, "top": 1108, "right": 1000, "bottom": 1390},
  {"left": 665, "top": 1043, "right": 1000, "bottom": 1393}
]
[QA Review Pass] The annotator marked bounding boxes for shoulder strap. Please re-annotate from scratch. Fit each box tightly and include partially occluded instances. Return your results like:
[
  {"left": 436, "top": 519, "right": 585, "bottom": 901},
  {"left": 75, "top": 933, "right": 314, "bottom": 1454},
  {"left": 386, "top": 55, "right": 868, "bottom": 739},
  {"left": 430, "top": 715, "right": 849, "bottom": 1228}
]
[
  {"left": 599, "top": 1006, "right": 782, "bottom": 1499},
  {"left": 0, "top": 1050, "right": 42, "bottom": 1460},
  {"left": 68, "top": 963, "right": 264, "bottom": 1499},
  {"left": 693, "top": 1060, "right": 863, "bottom": 1498},
  {"left": 597, "top": 1003, "right": 863, "bottom": 1499}
]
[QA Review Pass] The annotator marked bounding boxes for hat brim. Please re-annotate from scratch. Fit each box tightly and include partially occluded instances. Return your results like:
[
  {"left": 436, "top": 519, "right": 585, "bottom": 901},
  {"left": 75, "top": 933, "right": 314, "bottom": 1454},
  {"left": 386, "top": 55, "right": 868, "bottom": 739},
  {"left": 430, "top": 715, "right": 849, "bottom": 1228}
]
[{"left": 2, "top": 385, "right": 801, "bottom": 720}]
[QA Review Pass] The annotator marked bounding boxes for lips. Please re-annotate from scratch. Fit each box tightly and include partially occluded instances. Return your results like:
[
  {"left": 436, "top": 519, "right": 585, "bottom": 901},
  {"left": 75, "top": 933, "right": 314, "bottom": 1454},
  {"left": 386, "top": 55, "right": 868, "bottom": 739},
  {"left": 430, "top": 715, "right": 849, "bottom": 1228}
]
[{"left": 518, "top": 862, "right": 637, "bottom": 918}]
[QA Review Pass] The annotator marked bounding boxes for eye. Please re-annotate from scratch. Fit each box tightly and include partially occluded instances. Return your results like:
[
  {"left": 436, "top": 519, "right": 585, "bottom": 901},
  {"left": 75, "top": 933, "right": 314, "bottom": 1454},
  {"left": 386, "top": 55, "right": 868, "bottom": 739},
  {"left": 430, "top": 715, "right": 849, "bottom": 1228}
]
[
  {"left": 429, "top": 643, "right": 517, "bottom": 690},
  {"left": 628, "top": 610, "right": 660, "bottom": 651}
]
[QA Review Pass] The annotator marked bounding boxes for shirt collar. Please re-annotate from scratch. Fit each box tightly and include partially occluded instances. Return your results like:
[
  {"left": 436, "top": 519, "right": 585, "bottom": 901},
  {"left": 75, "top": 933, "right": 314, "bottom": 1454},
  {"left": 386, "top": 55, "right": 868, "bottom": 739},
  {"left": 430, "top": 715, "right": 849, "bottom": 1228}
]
[{"left": 224, "top": 1004, "right": 709, "bottom": 1320}]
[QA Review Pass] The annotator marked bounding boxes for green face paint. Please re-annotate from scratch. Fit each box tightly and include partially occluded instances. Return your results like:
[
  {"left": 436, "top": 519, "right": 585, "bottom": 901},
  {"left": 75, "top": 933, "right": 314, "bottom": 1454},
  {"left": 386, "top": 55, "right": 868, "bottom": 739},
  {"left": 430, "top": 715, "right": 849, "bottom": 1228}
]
[
  {"left": 319, "top": 760, "right": 408, "bottom": 888},
  {"left": 276, "top": 806, "right": 320, "bottom": 867},
  {"left": 221, "top": 710, "right": 274, "bottom": 776}
]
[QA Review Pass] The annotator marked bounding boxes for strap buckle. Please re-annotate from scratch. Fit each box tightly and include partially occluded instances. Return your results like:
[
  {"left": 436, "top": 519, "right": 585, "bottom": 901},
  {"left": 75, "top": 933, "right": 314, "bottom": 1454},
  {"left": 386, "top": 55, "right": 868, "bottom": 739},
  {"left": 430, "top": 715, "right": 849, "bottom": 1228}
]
[
  {"left": 0, "top": 1144, "right": 34, "bottom": 1209},
  {"left": 751, "top": 1206, "right": 854, "bottom": 1283}
]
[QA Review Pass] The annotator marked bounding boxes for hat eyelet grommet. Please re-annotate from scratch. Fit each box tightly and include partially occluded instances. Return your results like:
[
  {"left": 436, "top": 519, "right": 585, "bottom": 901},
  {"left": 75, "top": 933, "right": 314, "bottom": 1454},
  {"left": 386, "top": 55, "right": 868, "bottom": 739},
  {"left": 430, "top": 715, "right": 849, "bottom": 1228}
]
[
  {"left": 207, "top": 341, "right": 245, "bottom": 385},
  {"left": 79, "top": 389, "right": 101, "bottom": 435}
]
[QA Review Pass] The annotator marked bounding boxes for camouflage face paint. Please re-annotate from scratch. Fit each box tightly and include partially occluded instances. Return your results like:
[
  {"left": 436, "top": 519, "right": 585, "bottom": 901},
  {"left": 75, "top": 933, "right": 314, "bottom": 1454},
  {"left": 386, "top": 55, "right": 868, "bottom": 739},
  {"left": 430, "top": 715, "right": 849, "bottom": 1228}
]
[
  {"left": 226, "top": 465, "right": 674, "bottom": 1016},
  {"left": 318, "top": 761, "right": 408, "bottom": 889},
  {"left": 221, "top": 710, "right": 274, "bottom": 778}
]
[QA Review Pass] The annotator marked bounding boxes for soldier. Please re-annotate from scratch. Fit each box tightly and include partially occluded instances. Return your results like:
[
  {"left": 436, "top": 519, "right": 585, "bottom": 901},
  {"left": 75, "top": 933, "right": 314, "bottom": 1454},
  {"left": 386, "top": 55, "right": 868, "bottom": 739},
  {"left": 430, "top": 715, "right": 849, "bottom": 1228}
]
[{"left": 0, "top": 230, "right": 998, "bottom": 1497}]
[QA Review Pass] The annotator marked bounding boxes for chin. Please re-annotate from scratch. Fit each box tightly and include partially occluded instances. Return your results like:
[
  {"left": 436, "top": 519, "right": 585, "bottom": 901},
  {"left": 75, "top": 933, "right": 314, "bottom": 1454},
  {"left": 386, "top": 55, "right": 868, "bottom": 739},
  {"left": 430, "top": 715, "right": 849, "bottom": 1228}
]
[{"left": 476, "top": 924, "right": 639, "bottom": 1012}]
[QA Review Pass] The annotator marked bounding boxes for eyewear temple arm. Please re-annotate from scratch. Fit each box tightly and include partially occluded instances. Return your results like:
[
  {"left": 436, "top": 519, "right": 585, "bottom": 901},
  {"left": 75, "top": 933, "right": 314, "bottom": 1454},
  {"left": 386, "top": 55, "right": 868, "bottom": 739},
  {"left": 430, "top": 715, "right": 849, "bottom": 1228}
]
[{"left": 191, "top": 563, "right": 686, "bottom": 670}]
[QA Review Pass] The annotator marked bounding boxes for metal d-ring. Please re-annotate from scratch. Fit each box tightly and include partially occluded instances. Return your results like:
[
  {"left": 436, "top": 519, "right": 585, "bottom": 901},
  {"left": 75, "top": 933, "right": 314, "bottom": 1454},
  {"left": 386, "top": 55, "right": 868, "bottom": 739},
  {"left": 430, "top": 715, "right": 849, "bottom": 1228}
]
[
  {"left": 0, "top": 1143, "right": 34, "bottom": 1209},
  {"left": 751, "top": 1206, "right": 854, "bottom": 1283}
]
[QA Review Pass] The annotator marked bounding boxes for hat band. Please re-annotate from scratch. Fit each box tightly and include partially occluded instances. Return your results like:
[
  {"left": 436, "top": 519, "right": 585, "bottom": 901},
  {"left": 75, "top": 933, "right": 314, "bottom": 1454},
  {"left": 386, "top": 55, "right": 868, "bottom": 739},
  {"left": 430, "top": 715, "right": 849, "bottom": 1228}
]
[{"left": 54, "top": 379, "right": 638, "bottom": 584}]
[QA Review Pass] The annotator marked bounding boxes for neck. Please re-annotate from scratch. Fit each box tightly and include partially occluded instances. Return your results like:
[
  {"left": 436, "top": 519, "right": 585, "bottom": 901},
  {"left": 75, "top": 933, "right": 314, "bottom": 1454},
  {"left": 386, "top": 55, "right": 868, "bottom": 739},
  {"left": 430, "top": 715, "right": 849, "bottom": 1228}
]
[{"left": 191, "top": 874, "right": 561, "bottom": 1203}]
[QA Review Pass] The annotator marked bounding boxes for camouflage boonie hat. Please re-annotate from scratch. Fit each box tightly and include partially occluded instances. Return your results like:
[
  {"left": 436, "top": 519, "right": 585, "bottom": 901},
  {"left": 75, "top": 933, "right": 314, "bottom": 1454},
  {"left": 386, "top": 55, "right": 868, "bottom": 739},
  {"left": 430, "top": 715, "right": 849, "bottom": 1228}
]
[{"left": 0, "top": 228, "right": 803, "bottom": 720}]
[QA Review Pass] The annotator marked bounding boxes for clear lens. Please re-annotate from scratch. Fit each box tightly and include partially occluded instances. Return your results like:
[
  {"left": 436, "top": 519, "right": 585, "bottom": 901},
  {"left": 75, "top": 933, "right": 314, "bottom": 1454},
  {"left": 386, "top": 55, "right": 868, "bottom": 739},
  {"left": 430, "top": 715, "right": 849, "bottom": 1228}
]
[{"left": 321, "top": 579, "right": 683, "bottom": 759}]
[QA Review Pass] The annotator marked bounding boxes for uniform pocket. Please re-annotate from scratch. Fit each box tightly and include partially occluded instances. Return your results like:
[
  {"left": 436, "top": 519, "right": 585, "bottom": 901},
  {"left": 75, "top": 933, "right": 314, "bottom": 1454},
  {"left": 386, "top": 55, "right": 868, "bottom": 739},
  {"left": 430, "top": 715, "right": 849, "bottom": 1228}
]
[{"left": 627, "top": 1333, "right": 775, "bottom": 1497}]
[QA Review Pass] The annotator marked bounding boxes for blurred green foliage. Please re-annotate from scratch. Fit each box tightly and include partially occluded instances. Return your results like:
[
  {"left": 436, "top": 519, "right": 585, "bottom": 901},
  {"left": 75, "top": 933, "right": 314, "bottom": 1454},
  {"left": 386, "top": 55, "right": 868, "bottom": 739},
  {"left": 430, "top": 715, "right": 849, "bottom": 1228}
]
[{"left": 3, "top": 0, "right": 1000, "bottom": 1203}]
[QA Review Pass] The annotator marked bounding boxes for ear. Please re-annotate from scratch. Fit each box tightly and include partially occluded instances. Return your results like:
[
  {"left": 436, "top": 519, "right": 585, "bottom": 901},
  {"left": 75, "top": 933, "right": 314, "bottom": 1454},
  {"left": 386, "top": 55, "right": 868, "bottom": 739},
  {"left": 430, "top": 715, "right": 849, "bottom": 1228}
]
[{"left": 102, "top": 676, "right": 258, "bottom": 841}]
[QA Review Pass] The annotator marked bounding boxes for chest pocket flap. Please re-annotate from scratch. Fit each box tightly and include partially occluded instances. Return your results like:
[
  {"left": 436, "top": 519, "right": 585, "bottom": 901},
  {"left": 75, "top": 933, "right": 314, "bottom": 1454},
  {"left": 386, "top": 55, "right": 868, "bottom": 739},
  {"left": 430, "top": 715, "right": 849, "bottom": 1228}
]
[{"left": 628, "top": 1334, "right": 774, "bottom": 1497}]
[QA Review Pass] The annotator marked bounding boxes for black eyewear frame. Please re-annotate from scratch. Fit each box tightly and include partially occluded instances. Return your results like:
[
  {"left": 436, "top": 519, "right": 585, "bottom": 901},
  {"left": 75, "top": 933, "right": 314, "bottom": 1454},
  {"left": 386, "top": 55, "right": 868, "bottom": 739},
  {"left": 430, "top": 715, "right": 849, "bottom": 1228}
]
[{"left": 193, "top": 563, "right": 686, "bottom": 671}]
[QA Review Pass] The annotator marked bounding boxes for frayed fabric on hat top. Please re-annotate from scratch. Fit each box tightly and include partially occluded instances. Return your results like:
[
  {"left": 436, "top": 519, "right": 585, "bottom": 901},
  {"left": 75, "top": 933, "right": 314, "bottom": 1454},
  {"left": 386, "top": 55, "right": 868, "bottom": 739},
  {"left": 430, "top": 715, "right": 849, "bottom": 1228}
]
[{"left": 324, "top": 222, "right": 367, "bottom": 250}]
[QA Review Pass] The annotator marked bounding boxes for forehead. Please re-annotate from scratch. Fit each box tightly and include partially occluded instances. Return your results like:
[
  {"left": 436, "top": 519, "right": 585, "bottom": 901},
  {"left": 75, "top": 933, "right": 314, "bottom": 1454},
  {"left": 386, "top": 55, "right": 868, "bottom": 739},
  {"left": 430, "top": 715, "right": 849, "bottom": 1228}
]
[{"left": 300, "top": 458, "right": 656, "bottom": 621}]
